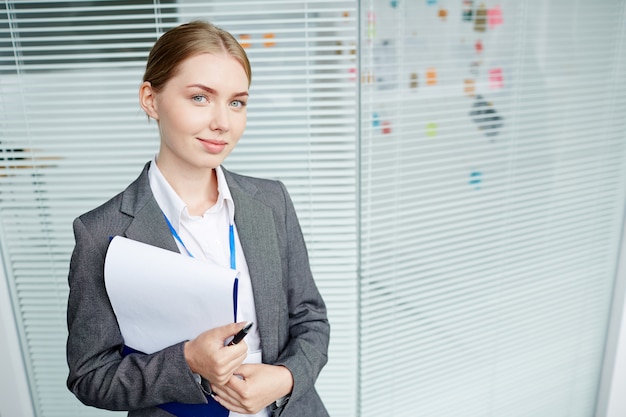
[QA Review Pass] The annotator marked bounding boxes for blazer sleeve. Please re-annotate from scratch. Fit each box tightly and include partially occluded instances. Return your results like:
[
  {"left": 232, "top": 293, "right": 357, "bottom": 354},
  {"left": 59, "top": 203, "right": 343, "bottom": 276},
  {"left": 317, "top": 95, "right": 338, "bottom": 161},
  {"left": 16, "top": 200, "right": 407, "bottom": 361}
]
[
  {"left": 66, "top": 215, "right": 207, "bottom": 410},
  {"left": 272, "top": 181, "right": 330, "bottom": 410}
]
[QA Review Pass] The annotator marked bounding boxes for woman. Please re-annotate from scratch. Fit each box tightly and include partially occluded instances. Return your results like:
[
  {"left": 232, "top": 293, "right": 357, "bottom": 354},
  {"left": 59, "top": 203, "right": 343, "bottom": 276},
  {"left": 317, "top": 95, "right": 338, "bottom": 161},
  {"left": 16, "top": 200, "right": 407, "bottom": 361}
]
[{"left": 66, "top": 21, "right": 330, "bottom": 417}]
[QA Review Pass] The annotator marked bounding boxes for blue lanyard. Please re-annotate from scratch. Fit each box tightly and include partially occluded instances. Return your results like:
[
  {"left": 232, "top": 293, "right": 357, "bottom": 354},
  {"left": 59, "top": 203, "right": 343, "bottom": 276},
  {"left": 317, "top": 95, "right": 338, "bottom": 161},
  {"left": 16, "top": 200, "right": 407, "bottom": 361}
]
[{"left": 163, "top": 213, "right": 238, "bottom": 321}]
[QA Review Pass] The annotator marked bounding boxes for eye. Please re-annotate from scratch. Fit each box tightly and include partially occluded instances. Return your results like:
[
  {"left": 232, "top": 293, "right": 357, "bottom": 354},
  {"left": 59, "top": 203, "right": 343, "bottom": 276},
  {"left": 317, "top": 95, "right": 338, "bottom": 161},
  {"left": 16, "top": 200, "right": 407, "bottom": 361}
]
[
  {"left": 230, "top": 99, "right": 247, "bottom": 108},
  {"left": 192, "top": 95, "right": 208, "bottom": 103}
]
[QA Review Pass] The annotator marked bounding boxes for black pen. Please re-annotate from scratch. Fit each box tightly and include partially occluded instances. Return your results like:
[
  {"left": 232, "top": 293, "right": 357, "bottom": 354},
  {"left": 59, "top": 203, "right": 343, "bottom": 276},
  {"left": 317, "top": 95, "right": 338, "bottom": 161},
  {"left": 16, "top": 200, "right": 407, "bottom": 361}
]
[{"left": 227, "top": 322, "right": 253, "bottom": 346}]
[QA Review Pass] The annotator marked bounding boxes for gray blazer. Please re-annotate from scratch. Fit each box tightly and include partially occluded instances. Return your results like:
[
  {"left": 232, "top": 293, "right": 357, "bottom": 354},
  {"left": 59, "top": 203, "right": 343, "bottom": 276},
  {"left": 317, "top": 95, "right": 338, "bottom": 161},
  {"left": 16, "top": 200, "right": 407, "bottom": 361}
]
[{"left": 66, "top": 162, "right": 330, "bottom": 417}]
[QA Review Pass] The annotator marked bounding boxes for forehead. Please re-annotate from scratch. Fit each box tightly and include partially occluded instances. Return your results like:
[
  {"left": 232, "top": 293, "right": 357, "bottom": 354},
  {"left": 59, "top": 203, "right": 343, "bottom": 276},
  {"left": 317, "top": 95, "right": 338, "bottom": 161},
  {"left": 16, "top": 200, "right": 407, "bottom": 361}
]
[{"left": 170, "top": 53, "right": 248, "bottom": 89}]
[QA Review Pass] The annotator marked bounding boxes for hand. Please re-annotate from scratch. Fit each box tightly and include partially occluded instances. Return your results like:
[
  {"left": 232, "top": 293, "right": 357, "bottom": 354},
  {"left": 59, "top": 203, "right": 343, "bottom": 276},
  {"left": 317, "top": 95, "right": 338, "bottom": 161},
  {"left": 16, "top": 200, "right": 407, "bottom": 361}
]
[
  {"left": 183, "top": 322, "right": 249, "bottom": 387},
  {"left": 211, "top": 364, "right": 294, "bottom": 414}
]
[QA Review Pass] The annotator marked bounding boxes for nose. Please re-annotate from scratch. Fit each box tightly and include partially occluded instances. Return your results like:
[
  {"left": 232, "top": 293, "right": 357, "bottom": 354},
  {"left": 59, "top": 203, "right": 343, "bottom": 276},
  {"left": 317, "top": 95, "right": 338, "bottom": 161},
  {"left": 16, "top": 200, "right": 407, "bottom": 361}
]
[{"left": 209, "top": 103, "right": 229, "bottom": 132}]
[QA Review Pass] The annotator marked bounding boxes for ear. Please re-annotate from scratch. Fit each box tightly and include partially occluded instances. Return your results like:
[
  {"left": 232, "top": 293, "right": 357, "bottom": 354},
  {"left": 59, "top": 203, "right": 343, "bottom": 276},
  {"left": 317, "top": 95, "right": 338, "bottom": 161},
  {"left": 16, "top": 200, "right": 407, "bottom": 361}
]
[{"left": 139, "top": 81, "right": 159, "bottom": 120}]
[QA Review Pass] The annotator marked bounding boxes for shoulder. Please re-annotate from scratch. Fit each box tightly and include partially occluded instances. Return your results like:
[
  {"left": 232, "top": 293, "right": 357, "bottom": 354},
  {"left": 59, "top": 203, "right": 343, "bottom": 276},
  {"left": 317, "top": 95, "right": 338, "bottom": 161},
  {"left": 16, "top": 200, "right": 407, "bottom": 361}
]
[
  {"left": 223, "top": 168, "right": 291, "bottom": 205},
  {"left": 224, "top": 168, "right": 285, "bottom": 193},
  {"left": 74, "top": 163, "right": 151, "bottom": 235},
  {"left": 75, "top": 192, "right": 126, "bottom": 229}
]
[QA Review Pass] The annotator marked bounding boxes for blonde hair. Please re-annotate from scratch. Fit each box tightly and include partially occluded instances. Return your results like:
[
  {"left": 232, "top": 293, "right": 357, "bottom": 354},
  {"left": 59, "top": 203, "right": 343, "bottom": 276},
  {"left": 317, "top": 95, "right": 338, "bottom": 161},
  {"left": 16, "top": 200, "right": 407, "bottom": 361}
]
[{"left": 143, "top": 21, "right": 251, "bottom": 90}]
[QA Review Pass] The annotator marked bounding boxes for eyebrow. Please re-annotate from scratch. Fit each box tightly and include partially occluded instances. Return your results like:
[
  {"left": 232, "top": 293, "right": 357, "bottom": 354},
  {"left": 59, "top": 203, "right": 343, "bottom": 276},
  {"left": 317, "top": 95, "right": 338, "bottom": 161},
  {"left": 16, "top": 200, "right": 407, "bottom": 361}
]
[{"left": 187, "top": 83, "right": 249, "bottom": 97}]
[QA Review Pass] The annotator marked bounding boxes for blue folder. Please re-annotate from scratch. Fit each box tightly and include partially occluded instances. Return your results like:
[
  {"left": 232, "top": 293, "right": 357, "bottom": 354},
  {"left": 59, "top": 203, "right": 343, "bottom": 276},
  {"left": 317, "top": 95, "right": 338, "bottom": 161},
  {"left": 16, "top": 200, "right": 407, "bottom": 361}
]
[{"left": 122, "top": 345, "right": 229, "bottom": 417}]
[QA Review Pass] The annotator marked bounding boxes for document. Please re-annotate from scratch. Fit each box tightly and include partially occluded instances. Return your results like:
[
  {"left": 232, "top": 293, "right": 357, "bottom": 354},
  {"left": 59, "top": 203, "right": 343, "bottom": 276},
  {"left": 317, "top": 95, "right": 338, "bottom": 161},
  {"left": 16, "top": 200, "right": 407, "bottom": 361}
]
[{"left": 104, "top": 236, "right": 238, "bottom": 354}]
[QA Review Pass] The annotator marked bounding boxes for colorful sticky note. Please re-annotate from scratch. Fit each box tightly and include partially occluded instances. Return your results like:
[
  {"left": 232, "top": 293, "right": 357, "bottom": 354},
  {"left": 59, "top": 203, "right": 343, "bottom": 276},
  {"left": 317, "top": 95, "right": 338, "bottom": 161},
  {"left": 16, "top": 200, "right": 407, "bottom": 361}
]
[
  {"left": 439, "top": 8, "right": 448, "bottom": 21},
  {"left": 372, "top": 112, "right": 380, "bottom": 127},
  {"left": 426, "top": 67, "right": 437, "bottom": 86},
  {"left": 469, "top": 171, "right": 483, "bottom": 190},
  {"left": 426, "top": 122, "right": 438, "bottom": 137},
  {"left": 462, "top": 0, "right": 474, "bottom": 21},
  {"left": 390, "top": 0, "right": 399, "bottom": 8},
  {"left": 475, "top": 40, "right": 483, "bottom": 53},
  {"left": 335, "top": 41, "right": 343, "bottom": 55},
  {"left": 427, "top": 0, "right": 437, "bottom": 5},
  {"left": 488, "top": 5, "right": 503, "bottom": 28},
  {"left": 474, "top": 4, "right": 487, "bottom": 32},
  {"left": 262, "top": 33, "right": 276, "bottom": 47},
  {"left": 361, "top": 70, "right": 374, "bottom": 84},
  {"left": 239, "top": 34, "right": 251, "bottom": 49},
  {"left": 489, "top": 67, "right": 504, "bottom": 89},
  {"left": 348, "top": 67, "right": 357, "bottom": 81},
  {"left": 464, "top": 79, "right": 475, "bottom": 96},
  {"left": 382, "top": 121, "right": 392, "bottom": 134}
]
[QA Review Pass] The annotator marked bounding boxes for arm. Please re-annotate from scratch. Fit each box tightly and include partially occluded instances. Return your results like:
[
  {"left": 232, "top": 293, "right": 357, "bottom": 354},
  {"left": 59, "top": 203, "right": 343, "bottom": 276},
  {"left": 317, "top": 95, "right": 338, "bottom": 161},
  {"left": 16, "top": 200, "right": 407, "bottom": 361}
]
[
  {"left": 211, "top": 180, "right": 330, "bottom": 414},
  {"left": 66, "top": 217, "right": 207, "bottom": 410},
  {"left": 274, "top": 180, "right": 330, "bottom": 403}
]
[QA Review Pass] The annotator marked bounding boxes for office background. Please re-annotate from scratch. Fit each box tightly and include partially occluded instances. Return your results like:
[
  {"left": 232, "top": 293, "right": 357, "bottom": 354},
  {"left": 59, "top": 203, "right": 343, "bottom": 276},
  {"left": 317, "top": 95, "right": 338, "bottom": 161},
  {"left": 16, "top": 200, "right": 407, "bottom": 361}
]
[{"left": 1, "top": 1, "right": 626, "bottom": 416}]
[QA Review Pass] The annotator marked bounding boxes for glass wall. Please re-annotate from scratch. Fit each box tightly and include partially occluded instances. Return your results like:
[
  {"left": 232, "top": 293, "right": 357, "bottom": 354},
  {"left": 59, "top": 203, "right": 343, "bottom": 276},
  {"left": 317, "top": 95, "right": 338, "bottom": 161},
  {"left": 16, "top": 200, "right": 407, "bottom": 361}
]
[{"left": 359, "top": 1, "right": 626, "bottom": 416}]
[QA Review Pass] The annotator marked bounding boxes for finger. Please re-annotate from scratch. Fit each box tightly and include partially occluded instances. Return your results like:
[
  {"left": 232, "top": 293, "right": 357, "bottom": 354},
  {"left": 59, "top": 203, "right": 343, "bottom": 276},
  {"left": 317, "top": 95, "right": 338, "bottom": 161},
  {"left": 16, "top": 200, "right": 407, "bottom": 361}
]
[
  {"left": 223, "top": 341, "right": 248, "bottom": 366},
  {"left": 227, "top": 372, "right": 247, "bottom": 392},
  {"left": 212, "top": 393, "right": 246, "bottom": 414},
  {"left": 234, "top": 363, "right": 253, "bottom": 377},
  {"left": 211, "top": 384, "right": 247, "bottom": 413},
  {"left": 215, "top": 322, "right": 249, "bottom": 342}
]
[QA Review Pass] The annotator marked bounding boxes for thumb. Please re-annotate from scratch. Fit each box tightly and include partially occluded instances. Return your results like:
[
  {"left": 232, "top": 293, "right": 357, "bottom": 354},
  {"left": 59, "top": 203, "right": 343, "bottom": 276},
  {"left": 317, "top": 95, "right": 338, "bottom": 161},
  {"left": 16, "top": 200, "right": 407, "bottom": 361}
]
[{"left": 216, "top": 321, "right": 249, "bottom": 340}]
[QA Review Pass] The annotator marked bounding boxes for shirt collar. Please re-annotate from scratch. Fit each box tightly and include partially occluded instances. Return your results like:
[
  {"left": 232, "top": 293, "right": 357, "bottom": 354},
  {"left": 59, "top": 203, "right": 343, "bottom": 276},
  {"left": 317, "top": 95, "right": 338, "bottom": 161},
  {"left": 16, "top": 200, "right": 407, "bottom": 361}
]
[
  {"left": 148, "top": 157, "right": 235, "bottom": 232},
  {"left": 215, "top": 164, "right": 235, "bottom": 225}
]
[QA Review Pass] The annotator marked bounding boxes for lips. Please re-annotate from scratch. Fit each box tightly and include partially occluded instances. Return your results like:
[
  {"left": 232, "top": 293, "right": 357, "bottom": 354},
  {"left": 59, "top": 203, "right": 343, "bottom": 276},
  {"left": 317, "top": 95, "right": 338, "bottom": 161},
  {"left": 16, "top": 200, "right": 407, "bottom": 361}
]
[{"left": 198, "top": 138, "right": 227, "bottom": 154}]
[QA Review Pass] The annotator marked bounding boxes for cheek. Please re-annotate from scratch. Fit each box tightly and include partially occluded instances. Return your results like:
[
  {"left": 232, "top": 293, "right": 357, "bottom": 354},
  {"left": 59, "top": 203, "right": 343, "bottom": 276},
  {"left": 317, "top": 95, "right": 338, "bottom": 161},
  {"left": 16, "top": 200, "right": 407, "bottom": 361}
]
[
  {"left": 163, "top": 108, "right": 206, "bottom": 134},
  {"left": 232, "top": 113, "right": 247, "bottom": 135}
]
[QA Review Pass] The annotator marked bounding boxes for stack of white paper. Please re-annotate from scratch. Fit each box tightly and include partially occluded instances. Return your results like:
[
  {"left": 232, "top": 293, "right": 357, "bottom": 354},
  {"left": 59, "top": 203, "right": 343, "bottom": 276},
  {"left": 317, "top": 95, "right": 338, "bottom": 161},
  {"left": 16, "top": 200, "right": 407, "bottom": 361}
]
[{"left": 104, "top": 236, "right": 238, "bottom": 354}]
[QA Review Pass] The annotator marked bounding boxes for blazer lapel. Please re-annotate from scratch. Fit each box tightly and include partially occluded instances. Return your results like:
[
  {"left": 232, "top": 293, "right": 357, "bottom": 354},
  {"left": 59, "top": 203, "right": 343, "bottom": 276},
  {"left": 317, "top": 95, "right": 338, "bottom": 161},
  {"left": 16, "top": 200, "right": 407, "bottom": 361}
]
[
  {"left": 226, "top": 173, "right": 283, "bottom": 361},
  {"left": 118, "top": 162, "right": 180, "bottom": 253}
]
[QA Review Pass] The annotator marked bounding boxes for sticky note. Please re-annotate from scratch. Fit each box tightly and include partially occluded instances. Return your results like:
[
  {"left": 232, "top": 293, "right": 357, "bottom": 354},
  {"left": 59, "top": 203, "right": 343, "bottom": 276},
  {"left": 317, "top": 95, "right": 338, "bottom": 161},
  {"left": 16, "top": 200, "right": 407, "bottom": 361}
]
[
  {"left": 382, "top": 121, "right": 392, "bottom": 134},
  {"left": 239, "top": 34, "right": 251, "bottom": 49},
  {"left": 489, "top": 67, "right": 503, "bottom": 89},
  {"left": 427, "top": 0, "right": 437, "bottom": 5},
  {"left": 372, "top": 112, "right": 380, "bottom": 127},
  {"left": 348, "top": 67, "right": 357, "bottom": 81},
  {"left": 335, "top": 41, "right": 343, "bottom": 55},
  {"left": 488, "top": 5, "right": 503, "bottom": 28},
  {"left": 426, "top": 122, "right": 437, "bottom": 137},
  {"left": 390, "top": 0, "right": 399, "bottom": 8},
  {"left": 439, "top": 8, "right": 448, "bottom": 21},
  {"left": 464, "top": 79, "right": 475, "bottom": 96},
  {"left": 474, "top": 4, "right": 487, "bottom": 32},
  {"left": 262, "top": 33, "right": 276, "bottom": 47},
  {"left": 469, "top": 171, "right": 482, "bottom": 189},
  {"left": 410, "top": 72, "right": 418, "bottom": 89},
  {"left": 475, "top": 40, "right": 483, "bottom": 53},
  {"left": 426, "top": 67, "right": 437, "bottom": 86},
  {"left": 463, "top": 0, "right": 474, "bottom": 21}
]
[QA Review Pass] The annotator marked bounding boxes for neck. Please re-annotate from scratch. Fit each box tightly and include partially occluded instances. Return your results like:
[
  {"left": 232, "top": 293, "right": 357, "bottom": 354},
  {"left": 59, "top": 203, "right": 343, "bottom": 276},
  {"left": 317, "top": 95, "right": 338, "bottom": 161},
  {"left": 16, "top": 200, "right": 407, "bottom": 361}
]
[{"left": 155, "top": 158, "right": 219, "bottom": 216}]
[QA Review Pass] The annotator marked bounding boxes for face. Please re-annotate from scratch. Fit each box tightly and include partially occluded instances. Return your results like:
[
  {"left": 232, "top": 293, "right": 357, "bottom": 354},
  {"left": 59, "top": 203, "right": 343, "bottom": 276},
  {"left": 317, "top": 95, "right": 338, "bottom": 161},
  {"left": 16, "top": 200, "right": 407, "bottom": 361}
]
[{"left": 140, "top": 52, "right": 249, "bottom": 173}]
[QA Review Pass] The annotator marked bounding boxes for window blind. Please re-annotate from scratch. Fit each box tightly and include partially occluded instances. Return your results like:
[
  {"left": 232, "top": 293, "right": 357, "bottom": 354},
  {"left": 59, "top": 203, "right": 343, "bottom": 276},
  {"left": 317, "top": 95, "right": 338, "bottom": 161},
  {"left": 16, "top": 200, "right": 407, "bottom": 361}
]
[
  {"left": 0, "top": 1, "right": 358, "bottom": 416},
  {"left": 359, "top": 1, "right": 626, "bottom": 417}
]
